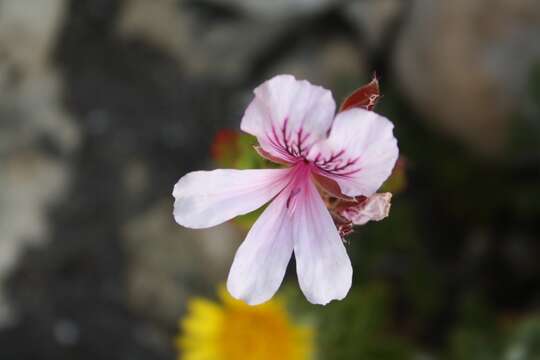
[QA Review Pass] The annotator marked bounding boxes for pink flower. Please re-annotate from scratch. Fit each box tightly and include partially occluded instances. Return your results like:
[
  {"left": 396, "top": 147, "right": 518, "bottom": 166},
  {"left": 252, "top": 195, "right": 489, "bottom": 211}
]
[{"left": 173, "top": 75, "right": 399, "bottom": 305}]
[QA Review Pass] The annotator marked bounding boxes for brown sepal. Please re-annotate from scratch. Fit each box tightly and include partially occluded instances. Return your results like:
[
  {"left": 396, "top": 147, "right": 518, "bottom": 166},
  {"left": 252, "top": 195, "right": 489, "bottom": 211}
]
[
  {"left": 312, "top": 173, "right": 356, "bottom": 201},
  {"left": 253, "top": 145, "right": 290, "bottom": 165},
  {"left": 339, "top": 74, "right": 380, "bottom": 112}
]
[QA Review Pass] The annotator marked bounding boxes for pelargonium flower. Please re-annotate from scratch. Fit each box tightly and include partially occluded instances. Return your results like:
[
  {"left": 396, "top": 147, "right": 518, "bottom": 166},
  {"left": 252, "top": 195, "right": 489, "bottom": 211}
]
[{"left": 173, "top": 75, "right": 399, "bottom": 305}]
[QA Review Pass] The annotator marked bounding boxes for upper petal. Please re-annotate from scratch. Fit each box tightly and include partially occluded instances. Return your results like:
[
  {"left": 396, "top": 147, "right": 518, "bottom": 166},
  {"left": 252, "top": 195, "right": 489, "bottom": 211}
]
[
  {"left": 308, "top": 108, "right": 398, "bottom": 197},
  {"left": 227, "top": 188, "right": 294, "bottom": 305},
  {"left": 241, "top": 74, "right": 336, "bottom": 163},
  {"left": 173, "top": 168, "right": 291, "bottom": 229},
  {"left": 293, "top": 180, "right": 352, "bottom": 305}
]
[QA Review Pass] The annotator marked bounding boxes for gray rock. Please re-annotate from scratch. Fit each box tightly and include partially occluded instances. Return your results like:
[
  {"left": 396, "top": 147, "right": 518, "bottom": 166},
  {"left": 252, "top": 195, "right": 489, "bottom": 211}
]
[
  {"left": 0, "top": 0, "right": 66, "bottom": 73},
  {"left": 342, "top": 0, "right": 404, "bottom": 51},
  {"left": 0, "top": 151, "right": 70, "bottom": 326},
  {"left": 193, "top": 0, "right": 339, "bottom": 20},
  {"left": 394, "top": 0, "right": 540, "bottom": 157},
  {"left": 117, "top": 0, "right": 288, "bottom": 82},
  {"left": 267, "top": 36, "right": 368, "bottom": 102},
  {"left": 0, "top": 0, "right": 76, "bottom": 327},
  {"left": 122, "top": 200, "right": 238, "bottom": 323}
]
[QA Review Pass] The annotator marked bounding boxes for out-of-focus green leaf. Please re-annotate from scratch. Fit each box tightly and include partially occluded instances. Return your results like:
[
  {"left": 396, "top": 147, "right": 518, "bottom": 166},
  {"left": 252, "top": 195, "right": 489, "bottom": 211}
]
[
  {"left": 380, "top": 156, "right": 407, "bottom": 194},
  {"left": 234, "top": 133, "right": 268, "bottom": 169},
  {"left": 503, "top": 316, "right": 540, "bottom": 360},
  {"left": 313, "top": 284, "right": 417, "bottom": 360},
  {"left": 445, "top": 294, "right": 501, "bottom": 360},
  {"left": 508, "top": 62, "right": 540, "bottom": 159},
  {"left": 447, "top": 328, "right": 500, "bottom": 360},
  {"left": 233, "top": 206, "right": 265, "bottom": 231}
]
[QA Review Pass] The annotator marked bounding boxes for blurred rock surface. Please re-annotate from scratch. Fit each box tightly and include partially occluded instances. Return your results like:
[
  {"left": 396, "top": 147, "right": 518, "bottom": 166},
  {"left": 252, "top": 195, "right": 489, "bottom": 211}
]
[
  {"left": 394, "top": 0, "right": 540, "bottom": 157},
  {"left": 194, "top": 0, "right": 339, "bottom": 20},
  {"left": 122, "top": 200, "right": 237, "bottom": 324},
  {"left": 0, "top": 0, "right": 76, "bottom": 327},
  {"left": 2, "top": 0, "right": 236, "bottom": 358},
  {"left": 267, "top": 35, "right": 367, "bottom": 101},
  {"left": 342, "top": 0, "right": 404, "bottom": 51},
  {"left": 118, "top": 0, "right": 288, "bottom": 82}
]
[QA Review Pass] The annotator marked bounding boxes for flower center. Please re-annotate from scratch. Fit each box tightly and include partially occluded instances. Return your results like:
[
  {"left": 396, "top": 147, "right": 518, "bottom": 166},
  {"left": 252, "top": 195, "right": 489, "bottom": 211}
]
[
  {"left": 311, "top": 150, "right": 361, "bottom": 177},
  {"left": 266, "top": 119, "right": 361, "bottom": 177}
]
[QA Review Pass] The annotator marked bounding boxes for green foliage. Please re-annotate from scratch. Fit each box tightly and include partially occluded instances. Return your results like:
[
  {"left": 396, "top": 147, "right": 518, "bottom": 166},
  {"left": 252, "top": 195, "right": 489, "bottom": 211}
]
[
  {"left": 234, "top": 133, "right": 269, "bottom": 169},
  {"left": 233, "top": 206, "right": 265, "bottom": 231},
  {"left": 445, "top": 294, "right": 501, "bottom": 360},
  {"left": 317, "top": 284, "right": 416, "bottom": 360},
  {"left": 508, "top": 62, "right": 540, "bottom": 157},
  {"left": 380, "top": 157, "right": 407, "bottom": 194},
  {"left": 503, "top": 316, "right": 540, "bottom": 360},
  {"left": 283, "top": 283, "right": 418, "bottom": 360},
  {"left": 445, "top": 312, "right": 540, "bottom": 360}
]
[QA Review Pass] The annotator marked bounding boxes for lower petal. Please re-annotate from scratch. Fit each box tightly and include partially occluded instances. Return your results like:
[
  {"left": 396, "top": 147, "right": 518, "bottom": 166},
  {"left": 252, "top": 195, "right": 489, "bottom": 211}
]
[
  {"left": 293, "top": 180, "right": 353, "bottom": 305},
  {"left": 227, "top": 190, "right": 294, "bottom": 305},
  {"left": 173, "top": 168, "right": 290, "bottom": 229}
]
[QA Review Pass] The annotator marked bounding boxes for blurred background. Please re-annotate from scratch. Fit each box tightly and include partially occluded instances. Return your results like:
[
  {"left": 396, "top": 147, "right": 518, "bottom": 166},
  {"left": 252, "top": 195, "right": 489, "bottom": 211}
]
[{"left": 1, "top": 0, "right": 540, "bottom": 359}]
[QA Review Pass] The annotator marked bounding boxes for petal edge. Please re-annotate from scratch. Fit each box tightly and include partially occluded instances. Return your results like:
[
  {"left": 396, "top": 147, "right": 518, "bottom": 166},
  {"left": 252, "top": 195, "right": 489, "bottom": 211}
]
[{"left": 173, "top": 168, "right": 290, "bottom": 229}]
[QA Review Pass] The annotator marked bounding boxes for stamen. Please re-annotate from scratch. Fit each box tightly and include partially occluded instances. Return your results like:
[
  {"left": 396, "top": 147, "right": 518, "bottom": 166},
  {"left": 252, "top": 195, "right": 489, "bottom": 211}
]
[{"left": 286, "top": 187, "right": 302, "bottom": 215}]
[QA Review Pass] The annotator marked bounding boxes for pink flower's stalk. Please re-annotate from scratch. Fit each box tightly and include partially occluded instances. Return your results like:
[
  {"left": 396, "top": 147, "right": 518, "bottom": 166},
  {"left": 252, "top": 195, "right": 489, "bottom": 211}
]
[{"left": 173, "top": 75, "right": 399, "bottom": 305}]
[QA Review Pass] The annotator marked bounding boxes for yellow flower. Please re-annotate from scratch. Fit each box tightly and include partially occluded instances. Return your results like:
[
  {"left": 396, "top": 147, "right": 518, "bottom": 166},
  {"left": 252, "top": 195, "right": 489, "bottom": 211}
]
[{"left": 177, "top": 287, "right": 313, "bottom": 360}]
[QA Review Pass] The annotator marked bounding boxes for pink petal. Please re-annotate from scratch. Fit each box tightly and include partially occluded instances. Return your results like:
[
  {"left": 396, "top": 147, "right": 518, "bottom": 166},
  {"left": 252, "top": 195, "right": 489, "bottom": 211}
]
[
  {"left": 309, "top": 108, "right": 398, "bottom": 197},
  {"left": 293, "top": 180, "right": 352, "bottom": 305},
  {"left": 227, "top": 189, "right": 294, "bottom": 305},
  {"left": 173, "top": 168, "right": 291, "bottom": 229},
  {"left": 241, "top": 74, "right": 336, "bottom": 163}
]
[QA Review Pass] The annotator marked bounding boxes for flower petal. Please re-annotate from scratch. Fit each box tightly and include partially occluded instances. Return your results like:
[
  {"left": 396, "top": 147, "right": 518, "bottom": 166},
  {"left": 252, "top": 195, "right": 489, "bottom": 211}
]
[
  {"left": 227, "top": 189, "right": 294, "bottom": 305},
  {"left": 309, "top": 108, "right": 398, "bottom": 197},
  {"left": 173, "top": 168, "right": 291, "bottom": 229},
  {"left": 241, "top": 74, "right": 336, "bottom": 163},
  {"left": 293, "top": 180, "right": 352, "bottom": 305}
]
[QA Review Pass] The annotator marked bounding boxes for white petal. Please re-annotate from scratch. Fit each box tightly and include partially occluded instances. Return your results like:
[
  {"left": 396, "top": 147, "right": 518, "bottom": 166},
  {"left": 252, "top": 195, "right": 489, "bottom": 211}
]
[
  {"left": 227, "top": 190, "right": 294, "bottom": 305},
  {"left": 309, "top": 108, "right": 398, "bottom": 197},
  {"left": 173, "top": 168, "right": 290, "bottom": 229},
  {"left": 293, "top": 180, "right": 352, "bottom": 305},
  {"left": 241, "top": 74, "right": 336, "bottom": 163}
]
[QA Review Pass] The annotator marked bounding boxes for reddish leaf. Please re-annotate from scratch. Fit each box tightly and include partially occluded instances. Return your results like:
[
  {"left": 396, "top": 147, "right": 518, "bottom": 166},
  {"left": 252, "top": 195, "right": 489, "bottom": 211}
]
[
  {"left": 339, "top": 75, "right": 380, "bottom": 112},
  {"left": 210, "top": 129, "right": 240, "bottom": 167}
]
